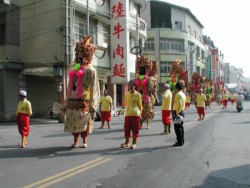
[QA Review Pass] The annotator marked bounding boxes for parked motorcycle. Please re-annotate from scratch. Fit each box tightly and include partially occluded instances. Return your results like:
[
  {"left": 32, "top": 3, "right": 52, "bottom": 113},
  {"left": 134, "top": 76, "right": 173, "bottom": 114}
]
[{"left": 236, "top": 101, "right": 243, "bottom": 112}]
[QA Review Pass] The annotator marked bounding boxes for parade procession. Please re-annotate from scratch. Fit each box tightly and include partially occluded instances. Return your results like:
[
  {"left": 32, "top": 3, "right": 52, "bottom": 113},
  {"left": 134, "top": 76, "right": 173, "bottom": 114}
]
[{"left": 15, "top": 35, "right": 245, "bottom": 150}]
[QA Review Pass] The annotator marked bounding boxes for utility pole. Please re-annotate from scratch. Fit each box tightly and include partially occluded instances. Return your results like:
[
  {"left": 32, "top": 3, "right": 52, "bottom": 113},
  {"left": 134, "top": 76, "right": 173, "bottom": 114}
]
[{"left": 87, "top": 0, "right": 89, "bottom": 35}]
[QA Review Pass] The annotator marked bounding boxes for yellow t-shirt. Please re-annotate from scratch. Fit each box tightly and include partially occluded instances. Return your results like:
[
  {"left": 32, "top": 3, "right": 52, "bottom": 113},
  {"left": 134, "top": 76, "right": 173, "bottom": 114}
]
[
  {"left": 125, "top": 91, "right": 143, "bottom": 116},
  {"left": 186, "top": 96, "right": 191, "bottom": 103},
  {"left": 196, "top": 94, "right": 206, "bottom": 107},
  {"left": 162, "top": 90, "right": 172, "bottom": 110},
  {"left": 173, "top": 91, "right": 186, "bottom": 115},
  {"left": 16, "top": 98, "right": 32, "bottom": 116},
  {"left": 230, "top": 93, "right": 236, "bottom": 99},
  {"left": 222, "top": 93, "right": 229, "bottom": 100},
  {"left": 100, "top": 95, "right": 112, "bottom": 111}
]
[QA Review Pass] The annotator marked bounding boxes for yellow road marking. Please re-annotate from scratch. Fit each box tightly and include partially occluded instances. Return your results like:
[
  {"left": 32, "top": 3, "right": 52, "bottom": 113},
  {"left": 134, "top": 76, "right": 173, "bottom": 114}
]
[{"left": 23, "top": 157, "right": 110, "bottom": 188}]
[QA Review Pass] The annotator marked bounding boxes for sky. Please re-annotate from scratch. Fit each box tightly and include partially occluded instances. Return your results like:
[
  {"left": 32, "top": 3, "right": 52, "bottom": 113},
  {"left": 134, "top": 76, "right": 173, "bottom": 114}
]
[{"left": 165, "top": 0, "right": 250, "bottom": 78}]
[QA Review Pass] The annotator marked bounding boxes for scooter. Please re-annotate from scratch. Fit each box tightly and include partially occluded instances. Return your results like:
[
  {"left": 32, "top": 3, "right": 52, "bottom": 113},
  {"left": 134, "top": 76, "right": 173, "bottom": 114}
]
[{"left": 236, "top": 101, "right": 243, "bottom": 112}]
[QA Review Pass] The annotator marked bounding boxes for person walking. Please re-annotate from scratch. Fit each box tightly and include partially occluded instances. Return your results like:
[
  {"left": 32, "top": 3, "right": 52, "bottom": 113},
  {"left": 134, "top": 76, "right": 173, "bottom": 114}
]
[
  {"left": 161, "top": 83, "right": 172, "bottom": 135},
  {"left": 185, "top": 93, "right": 191, "bottom": 110},
  {"left": 196, "top": 89, "right": 206, "bottom": 120},
  {"left": 172, "top": 82, "right": 186, "bottom": 147},
  {"left": 63, "top": 36, "right": 100, "bottom": 149},
  {"left": 16, "top": 90, "right": 32, "bottom": 148},
  {"left": 222, "top": 90, "right": 230, "bottom": 109},
  {"left": 121, "top": 80, "right": 143, "bottom": 150},
  {"left": 99, "top": 89, "right": 113, "bottom": 129},
  {"left": 230, "top": 92, "right": 237, "bottom": 105}
]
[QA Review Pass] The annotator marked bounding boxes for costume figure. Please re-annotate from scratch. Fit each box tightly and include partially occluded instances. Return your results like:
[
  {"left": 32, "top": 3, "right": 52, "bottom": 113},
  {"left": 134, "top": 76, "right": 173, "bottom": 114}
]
[
  {"left": 121, "top": 80, "right": 143, "bottom": 149},
  {"left": 134, "top": 55, "right": 158, "bottom": 129},
  {"left": 99, "top": 89, "right": 113, "bottom": 129},
  {"left": 63, "top": 36, "right": 100, "bottom": 148},
  {"left": 16, "top": 90, "right": 32, "bottom": 148},
  {"left": 161, "top": 83, "right": 172, "bottom": 135}
]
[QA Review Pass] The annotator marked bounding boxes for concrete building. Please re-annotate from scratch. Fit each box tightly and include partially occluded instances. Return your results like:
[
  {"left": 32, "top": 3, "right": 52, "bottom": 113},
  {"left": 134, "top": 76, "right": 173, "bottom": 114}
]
[
  {"left": 140, "top": 1, "right": 206, "bottom": 84},
  {"left": 0, "top": 0, "right": 147, "bottom": 122}
]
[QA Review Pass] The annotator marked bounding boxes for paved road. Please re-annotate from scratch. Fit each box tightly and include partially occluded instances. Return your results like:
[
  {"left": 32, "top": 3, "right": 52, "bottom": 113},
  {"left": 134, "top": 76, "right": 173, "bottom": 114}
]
[{"left": 0, "top": 101, "right": 249, "bottom": 188}]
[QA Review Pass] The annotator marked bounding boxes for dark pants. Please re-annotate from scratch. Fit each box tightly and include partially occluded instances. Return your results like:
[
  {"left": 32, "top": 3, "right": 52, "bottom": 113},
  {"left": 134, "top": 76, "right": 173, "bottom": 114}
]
[{"left": 173, "top": 110, "right": 184, "bottom": 144}]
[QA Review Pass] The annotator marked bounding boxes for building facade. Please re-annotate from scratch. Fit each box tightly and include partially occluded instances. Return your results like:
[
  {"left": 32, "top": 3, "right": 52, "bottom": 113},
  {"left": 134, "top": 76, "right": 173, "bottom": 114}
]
[
  {"left": 141, "top": 1, "right": 206, "bottom": 84},
  {"left": 0, "top": 0, "right": 147, "bottom": 122}
]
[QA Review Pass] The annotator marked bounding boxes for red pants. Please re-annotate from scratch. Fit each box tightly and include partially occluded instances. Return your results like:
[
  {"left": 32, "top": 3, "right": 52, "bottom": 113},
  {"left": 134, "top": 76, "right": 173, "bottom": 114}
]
[
  {"left": 72, "top": 131, "right": 88, "bottom": 140},
  {"left": 17, "top": 113, "right": 30, "bottom": 137},
  {"left": 185, "top": 102, "right": 190, "bottom": 108},
  {"left": 101, "top": 111, "right": 111, "bottom": 122},
  {"left": 222, "top": 100, "right": 228, "bottom": 106},
  {"left": 162, "top": 110, "right": 171, "bottom": 124},
  {"left": 231, "top": 99, "right": 236, "bottom": 104},
  {"left": 124, "top": 116, "right": 140, "bottom": 138},
  {"left": 197, "top": 107, "right": 205, "bottom": 115}
]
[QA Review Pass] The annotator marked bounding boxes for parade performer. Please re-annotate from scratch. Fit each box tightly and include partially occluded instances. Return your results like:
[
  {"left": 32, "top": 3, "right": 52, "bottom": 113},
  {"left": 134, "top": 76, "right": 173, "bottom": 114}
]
[
  {"left": 230, "top": 92, "right": 237, "bottom": 105},
  {"left": 16, "top": 90, "right": 32, "bottom": 148},
  {"left": 161, "top": 83, "right": 172, "bottom": 135},
  {"left": 205, "top": 94, "right": 211, "bottom": 109},
  {"left": 99, "top": 89, "right": 113, "bottom": 129},
  {"left": 196, "top": 89, "right": 206, "bottom": 120},
  {"left": 222, "top": 90, "right": 229, "bottom": 109},
  {"left": 185, "top": 93, "right": 191, "bottom": 110},
  {"left": 134, "top": 55, "right": 158, "bottom": 129},
  {"left": 121, "top": 80, "right": 143, "bottom": 149},
  {"left": 63, "top": 36, "right": 100, "bottom": 148},
  {"left": 172, "top": 82, "right": 186, "bottom": 147}
]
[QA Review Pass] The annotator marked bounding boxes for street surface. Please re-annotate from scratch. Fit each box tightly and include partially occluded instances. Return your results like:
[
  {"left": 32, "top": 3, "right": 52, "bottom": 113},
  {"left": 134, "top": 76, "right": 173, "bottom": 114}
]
[{"left": 0, "top": 101, "right": 250, "bottom": 188}]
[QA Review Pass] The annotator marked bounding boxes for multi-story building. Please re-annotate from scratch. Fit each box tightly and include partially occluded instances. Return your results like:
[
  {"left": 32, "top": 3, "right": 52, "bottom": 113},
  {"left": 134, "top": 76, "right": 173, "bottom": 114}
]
[
  {"left": 141, "top": 1, "right": 206, "bottom": 84},
  {"left": 0, "top": 0, "right": 147, "bottom": 122}
]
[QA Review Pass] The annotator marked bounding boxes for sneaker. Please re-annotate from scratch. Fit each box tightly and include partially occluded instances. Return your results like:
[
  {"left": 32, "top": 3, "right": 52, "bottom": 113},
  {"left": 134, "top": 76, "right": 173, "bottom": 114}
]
[
  {"left": 161, "top": 131, "right": 169, "bottom": 135},
  {"left": 71, "top": 142, "right": 79, "bottom": 148},
  {"left": 81, "top": 143, "right": 87, "bottom": 148},
  {"left": 99, "top": 125, "right": 104, "bottom": 129},
  {"left": 108, "top": 126, "right": 112, "bottom": 129},
  {"left": 120, "top": 143, "right": 130, "bottom": 148},
  {"left": 130, "top": 144, "right": 136, "bottom": 149}
]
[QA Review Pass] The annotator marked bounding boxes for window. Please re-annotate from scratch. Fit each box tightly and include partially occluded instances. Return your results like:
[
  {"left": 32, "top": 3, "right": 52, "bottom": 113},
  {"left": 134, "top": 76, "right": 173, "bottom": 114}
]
[
  {"left": 160, "top": 61, "right": 171, "bottom": 74},
  {"left": 73, "top": 12, "right": 97, "bottom": 43},
  {"left": 0, "top": 24, "right": 5, "bottom": 45},
  {"left": 196, "top": 46, "right": 200, "bottom": 59},
  {"left": 175, "top": 21, "right": 182, "bottom": 30},
  {"left": 160, "top": 39, "right": 183, "bottom": 53},
  {"left": 144, "top": 40, "right": 154, "bottom": 51},
  {"left": 103, "top": 24, "right": 110, "bottom": 46},
  {"left": 188, "top": 26, "right": 191, "bottom": 34}
]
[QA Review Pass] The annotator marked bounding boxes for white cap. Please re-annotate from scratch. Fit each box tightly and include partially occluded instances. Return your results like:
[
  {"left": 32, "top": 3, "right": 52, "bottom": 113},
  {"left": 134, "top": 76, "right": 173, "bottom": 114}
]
[
  {"left": 19, "top": 90, "right": 27, "bottom": 97},
  {"left": 164, "top": 83, "right": 170, "bottom": 89}
]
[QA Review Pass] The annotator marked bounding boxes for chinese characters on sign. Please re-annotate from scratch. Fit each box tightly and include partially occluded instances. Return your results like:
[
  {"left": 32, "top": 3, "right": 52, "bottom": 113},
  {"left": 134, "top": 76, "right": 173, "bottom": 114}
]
[{"left": 110, "top": 0, "right": 129, "bottom": 83}]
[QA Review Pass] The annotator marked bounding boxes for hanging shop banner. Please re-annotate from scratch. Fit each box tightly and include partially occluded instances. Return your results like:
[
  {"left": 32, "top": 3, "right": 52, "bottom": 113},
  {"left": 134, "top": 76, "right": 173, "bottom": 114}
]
[{"left": 110, "top": 0, "right": 130, "bottom": 84}]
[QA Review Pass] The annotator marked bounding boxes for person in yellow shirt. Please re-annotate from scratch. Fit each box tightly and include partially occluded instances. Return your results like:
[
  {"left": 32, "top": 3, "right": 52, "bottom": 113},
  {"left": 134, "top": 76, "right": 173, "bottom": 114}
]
[
  {"left": 230, "top": 92, "right": 237, "bottom": 105},
  {"left": 16, "top": 90, "right": 32, "bottom": 148},
  {"left": 172, "top": 82, "right": 186, "bottom": 147},
  {"left": 99, "top": 90, "right": 113, "bottom": 129},
  {"left": 121, "top": 80, "right": 143, "bottom": 150},
  {"left": 161, "top": 83, "right": 172, "bottom": 135},
  {"left": 222, "top": 90, "right": 229, "bottom": 109},
  {"left": 196, "top": 89, "right": 206, "bottom": 120},
  {"left": 185, "top": 93, "right": 191, "bottom": 110}
]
